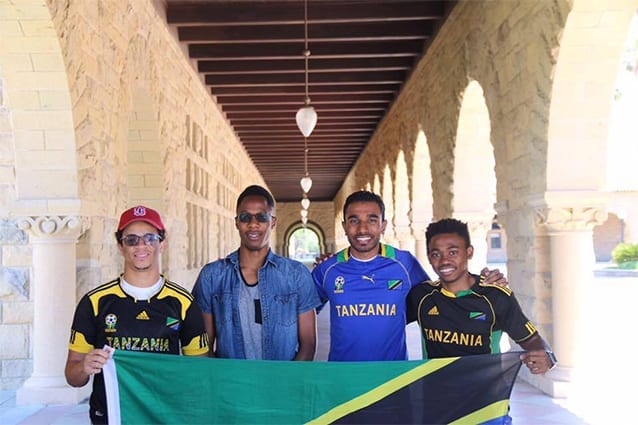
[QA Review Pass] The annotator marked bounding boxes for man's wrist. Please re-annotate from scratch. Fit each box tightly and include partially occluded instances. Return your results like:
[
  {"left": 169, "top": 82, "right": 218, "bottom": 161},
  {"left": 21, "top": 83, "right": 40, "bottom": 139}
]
[{"left": 546, "top": 350, "right": 558, "bottom": 369}]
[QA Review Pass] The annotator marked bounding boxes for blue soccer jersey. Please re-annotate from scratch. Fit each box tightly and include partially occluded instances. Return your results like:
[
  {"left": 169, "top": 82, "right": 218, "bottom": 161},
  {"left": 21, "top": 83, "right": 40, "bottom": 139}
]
[{"left": 312, "top": 244, "right": 429, "bottom": 361}]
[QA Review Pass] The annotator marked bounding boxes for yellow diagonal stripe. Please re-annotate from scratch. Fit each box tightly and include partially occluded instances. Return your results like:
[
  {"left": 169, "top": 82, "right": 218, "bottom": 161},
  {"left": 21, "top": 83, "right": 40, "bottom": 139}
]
[
  {"left": 448, "top": 399, "right": 510, "bottom": 425},
  {"left": 306, "top": 357, "right": 459, "bottom": 425}
]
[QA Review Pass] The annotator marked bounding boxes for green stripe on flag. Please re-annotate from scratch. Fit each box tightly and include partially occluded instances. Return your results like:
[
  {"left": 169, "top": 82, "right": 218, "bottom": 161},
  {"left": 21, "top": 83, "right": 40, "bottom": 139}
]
[{"left": 104, "top": 351, "right": 522, "bottom": 424}]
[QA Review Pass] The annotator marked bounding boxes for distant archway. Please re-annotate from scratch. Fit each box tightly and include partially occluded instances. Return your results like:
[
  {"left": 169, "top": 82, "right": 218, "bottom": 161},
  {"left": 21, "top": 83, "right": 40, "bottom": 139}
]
[
  {"left": 282, "top": 221, "right": 326, "bottom": 267},
  {"left": 452, "top": 80, "right": 495, "bottom": 269}
]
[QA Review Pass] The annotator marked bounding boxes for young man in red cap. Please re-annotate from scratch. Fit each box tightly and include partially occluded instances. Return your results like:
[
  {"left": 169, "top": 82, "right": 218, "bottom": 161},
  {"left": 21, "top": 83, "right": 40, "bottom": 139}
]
[{"left": 64, "top": 205, "right": 209, "bottom": 424}]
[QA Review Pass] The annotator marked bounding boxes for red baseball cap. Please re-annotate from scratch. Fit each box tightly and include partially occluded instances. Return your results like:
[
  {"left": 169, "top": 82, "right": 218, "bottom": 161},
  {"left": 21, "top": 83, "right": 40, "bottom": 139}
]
[{"left": 117, "top": 206, "right": 165, "bottom": 231}]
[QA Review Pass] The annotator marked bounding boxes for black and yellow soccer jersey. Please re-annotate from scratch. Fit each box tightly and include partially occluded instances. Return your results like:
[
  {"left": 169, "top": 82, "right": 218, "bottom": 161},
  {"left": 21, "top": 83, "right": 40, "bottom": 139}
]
[
  {"left": 68, "top": 275, "right": 209, "bottom": 419},
  {"left": 406, "top": 274, "right": 537, "bottom": 359}
]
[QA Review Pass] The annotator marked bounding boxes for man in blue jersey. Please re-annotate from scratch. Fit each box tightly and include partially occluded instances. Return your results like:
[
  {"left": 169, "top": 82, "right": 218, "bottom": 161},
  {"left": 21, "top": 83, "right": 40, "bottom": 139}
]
[{"left": 312, "top": 190, "right": 505, "bottom": 361}]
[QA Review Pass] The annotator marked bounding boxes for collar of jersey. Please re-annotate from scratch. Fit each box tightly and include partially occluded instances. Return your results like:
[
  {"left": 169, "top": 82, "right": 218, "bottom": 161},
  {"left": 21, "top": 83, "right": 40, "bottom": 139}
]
[
  {"left": 441, "top": 287, "right": 474, "bottom": 298},
  {"left": 338, "top": 243, "right": 396, "bottom": 262},
  {"left": 439, "top": 274, "right": 483, "bottom": 298}
]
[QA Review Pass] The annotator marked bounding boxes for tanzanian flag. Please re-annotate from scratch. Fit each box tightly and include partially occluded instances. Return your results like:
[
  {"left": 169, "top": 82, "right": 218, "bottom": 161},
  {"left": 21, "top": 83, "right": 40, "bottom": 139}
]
[{"left": 103, "top": 350, "right": 522, "bottom": 424}]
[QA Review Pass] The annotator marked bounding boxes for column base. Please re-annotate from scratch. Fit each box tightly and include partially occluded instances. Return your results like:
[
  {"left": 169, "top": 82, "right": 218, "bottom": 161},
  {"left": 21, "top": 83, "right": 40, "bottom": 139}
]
[
  {"left": 518, "top": 366, "right": 573, "bottom": 398},
  {"left": 16, "top": 376, "right": 91, "bottom": 405}
]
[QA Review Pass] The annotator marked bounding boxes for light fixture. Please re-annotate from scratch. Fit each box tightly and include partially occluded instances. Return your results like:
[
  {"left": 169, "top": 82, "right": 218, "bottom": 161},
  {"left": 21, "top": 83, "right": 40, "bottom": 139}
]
[
  {"left": 301, "top": 194, "right": 310, "bottom": 210},
  {"left": 300, "top": 135, "right": 313, "bottom": 193},
  {"left": 295, "top": 0, "right": 317, "bottom": 137},
  {"left": 301, "top": 209, "right": 308, "bottom": 219},
  {"left": 301, "top": 216, "right": 308, "bottom": 225}
]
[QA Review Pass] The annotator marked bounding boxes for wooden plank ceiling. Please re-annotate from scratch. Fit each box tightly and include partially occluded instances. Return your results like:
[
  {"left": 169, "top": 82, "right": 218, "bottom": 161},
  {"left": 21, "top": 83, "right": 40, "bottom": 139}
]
[{"left": 165, "top": 0, "right": 457, "bottom": 202}]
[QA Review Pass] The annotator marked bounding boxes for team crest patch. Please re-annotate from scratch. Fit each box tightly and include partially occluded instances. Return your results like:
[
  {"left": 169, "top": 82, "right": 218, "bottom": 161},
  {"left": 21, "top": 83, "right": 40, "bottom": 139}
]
[
  {"left": 470, "top": 312, "right": 486, "bottom": 321},
  {"left": 166, "top": 317, "right": 180, "bottom": 331},
  {"left": 105, "top": 313, "right": 117, "bottom": 332},
  {"left": 334, "top": 276, "right": 345, "bottom": 293},
  {"left": 387, "top": 279, "right": 402, "bottom": 290},
  {"left": 133, "top": 206, "right": 147, "bottom": 216}
]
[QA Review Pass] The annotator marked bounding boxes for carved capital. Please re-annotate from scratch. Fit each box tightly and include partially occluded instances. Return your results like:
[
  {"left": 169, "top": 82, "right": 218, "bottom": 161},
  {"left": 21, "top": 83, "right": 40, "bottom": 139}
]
[
  {"left": 17, "top": 215, "right": 85, "bottom": 241},
  {"left": 535, "top": 207, "right": 607, "bottom": 234}
]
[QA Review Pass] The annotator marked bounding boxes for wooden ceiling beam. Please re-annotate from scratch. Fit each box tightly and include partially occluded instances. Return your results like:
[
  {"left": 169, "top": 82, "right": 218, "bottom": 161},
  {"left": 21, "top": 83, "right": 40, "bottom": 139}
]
[
  {"left": 188, "top": 40, "right": 424, "bottom": 59},
  {"left": 167, "top": 1, "right": 448, "bottom": 26}
]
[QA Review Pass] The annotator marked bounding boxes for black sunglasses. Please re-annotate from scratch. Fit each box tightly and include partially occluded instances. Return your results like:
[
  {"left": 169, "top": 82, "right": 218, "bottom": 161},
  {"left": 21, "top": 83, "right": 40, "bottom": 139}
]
[
  {"left": 121, "top": 233, "right": 163, "bottom": 246},
  {"left": 236, "top": 212, "right": 272, "bottom": 223}
]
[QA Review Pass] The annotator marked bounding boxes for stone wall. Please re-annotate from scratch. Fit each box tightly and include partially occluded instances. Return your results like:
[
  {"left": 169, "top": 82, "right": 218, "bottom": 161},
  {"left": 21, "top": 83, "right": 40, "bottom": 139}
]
[
  {"left": 336, "top": 0, "right": 572, "bottom": 343},
  {"left": 0, "top": 0, "right": 264, "bottom": 389}
]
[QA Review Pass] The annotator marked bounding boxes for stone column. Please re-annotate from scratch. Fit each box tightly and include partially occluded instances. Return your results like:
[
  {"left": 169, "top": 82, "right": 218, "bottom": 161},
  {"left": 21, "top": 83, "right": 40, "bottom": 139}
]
[
  {"left": 324, "top": 238, "right": 335, "bottom": 255},
  {"left": 453, "top": 212, "right": 493, "bottom": 271},
  {"left": 394, "top": 225, "right": 415, "bottom": 254},
  {"left": 535, "top": 205, "right": 606, "bottom": 397},
  {"left": 16, "top": 215, "right": 88, "bottom": 405},
  {"left": 410, "top": 220, "right": 431, "bottom": 277}
]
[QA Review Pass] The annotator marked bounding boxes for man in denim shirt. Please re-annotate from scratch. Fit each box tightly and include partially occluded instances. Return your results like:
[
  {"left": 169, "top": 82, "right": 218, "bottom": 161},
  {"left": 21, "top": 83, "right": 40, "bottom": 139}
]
[{"left": 192, "top": 185, "right": 321, "bottom": 360}]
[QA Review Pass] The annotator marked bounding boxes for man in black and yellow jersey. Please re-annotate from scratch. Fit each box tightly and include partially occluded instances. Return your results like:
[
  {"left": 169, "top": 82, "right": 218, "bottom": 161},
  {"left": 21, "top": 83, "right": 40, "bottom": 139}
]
[
  {"left": 64, "top": 206, "right": 209, "bottom": 424},
  {"left": 407, "top": 218, "right": 556, "bottom": 371}
]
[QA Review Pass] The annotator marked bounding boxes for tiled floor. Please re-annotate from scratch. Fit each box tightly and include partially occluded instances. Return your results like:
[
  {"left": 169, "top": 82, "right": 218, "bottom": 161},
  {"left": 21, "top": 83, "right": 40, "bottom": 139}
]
[{"left": 0, "top": 390, "right": 89, "bottom": 425}]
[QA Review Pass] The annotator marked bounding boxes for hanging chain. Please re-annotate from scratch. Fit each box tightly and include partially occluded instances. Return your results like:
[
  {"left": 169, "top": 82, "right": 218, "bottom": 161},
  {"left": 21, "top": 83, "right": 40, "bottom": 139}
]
[
  {"left": 303, "top": 0, "right": 310, "bottom": 105},
  {"left": 304, "top": 137, "right": 309, "bottom": 176}
]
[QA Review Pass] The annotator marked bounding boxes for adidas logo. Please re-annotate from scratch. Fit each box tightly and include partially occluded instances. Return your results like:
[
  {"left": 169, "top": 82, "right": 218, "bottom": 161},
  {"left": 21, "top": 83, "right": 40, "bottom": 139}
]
[
  {"left": 428, "top": 306, "right": 439, "bottom": 315},
  {"left": 136, "top": 310, "right": 150, "bottom": 320}
]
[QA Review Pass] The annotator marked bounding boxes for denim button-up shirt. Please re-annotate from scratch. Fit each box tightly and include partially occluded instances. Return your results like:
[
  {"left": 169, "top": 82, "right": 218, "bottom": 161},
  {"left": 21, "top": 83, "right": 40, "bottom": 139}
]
[{"left": 192, "top": 249, "right": 321, "bottom": 360}]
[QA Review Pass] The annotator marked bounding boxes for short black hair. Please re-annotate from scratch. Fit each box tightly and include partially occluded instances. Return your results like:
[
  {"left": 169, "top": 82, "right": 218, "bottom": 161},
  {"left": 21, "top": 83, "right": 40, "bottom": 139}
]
[
  {"left": 342, "top": 190, "right": 385, "bottom": 221},
  {"left": 426, "top": 218, "right": 471, "bottom": 249},
  {"left": 236, "top": 185, "right": 275, "bottom": 212}
]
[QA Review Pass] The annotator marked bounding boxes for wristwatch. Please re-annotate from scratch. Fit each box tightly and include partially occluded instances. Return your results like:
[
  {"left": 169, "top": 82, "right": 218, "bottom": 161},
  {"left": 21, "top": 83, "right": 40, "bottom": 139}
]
[{"left": 546, "top": 351, "right": 558, "bottom": 370}]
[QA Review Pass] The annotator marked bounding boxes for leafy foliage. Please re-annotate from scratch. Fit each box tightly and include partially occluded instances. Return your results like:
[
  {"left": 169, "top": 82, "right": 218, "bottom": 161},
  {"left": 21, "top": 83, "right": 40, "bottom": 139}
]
[{"left": 611, "top": 243, "right": 638, "bottom": 268}]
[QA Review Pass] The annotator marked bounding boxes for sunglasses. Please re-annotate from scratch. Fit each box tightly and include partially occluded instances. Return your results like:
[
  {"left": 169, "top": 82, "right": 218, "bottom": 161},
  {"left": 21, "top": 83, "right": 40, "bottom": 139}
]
[
  {"left": 236, "top": 212, "right": 272, "bottom": 223},
  {"left": 121, "top": 233, "right": 163, "bottom": 246}
]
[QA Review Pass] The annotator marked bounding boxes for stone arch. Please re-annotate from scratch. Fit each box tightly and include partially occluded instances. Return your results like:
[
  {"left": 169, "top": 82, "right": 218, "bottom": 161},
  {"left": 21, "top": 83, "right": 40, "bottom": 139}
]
[
  {"left": 593, "top": 212, "right": 623, "bottom": 262},
  {"left": 372, "top": 173, "right": 381, "bottom": 195},
  {"left": 381, "top": 164, "right": 395, "bottom": 244},
  {"left": 547, "top": 2, "right": 638, "bottom": 194},
  {"left": 1, "top": 1, "right": 79, "bottom": 208},
  {"left": 411, "top": 126, "right": 433, "bottom": 268},
  {"left": 452, "top": 80, "right": 496, "bottom": 269},
  {"left": 606, "top": 12, "right": 638, "bottom": 193},
  {"left": 393, "top": 150, "right": 413, "bottom": 252},
  {"left": 533, "top": 1, "right": 638, "bottom": 399},
  {"left": 0, "top": 0, "right": 83, "bottom": 404},
  {"left": 282, "top": 220, "right": 327, "bottom": 259}
]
